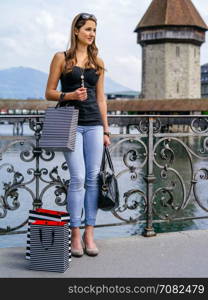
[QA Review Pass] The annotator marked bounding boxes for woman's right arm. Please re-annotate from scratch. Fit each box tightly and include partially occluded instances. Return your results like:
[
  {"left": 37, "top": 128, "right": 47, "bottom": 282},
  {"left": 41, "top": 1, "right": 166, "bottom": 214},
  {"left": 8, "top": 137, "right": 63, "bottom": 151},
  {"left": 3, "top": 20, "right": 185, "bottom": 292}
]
[
  {"left": 45, "top": 52, "right": 87, "bottom": 102},
  {"left": 45, "top": 52, "right": 74, "bottom": 101}
]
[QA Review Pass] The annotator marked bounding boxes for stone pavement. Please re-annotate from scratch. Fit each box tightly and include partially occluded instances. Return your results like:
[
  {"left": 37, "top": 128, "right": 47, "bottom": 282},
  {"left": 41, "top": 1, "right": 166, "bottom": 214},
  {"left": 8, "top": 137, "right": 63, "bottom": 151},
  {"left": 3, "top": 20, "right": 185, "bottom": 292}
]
[{"left": 0, "top": 229, "right": 208, "bottom": 278}]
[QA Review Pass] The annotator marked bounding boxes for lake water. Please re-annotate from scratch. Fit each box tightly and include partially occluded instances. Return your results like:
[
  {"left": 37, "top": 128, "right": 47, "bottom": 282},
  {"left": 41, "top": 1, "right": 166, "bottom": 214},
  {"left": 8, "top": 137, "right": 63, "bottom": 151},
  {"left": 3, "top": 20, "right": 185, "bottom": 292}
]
[{"left": 1, "top": 122, "right": 208, "bottom": 248}]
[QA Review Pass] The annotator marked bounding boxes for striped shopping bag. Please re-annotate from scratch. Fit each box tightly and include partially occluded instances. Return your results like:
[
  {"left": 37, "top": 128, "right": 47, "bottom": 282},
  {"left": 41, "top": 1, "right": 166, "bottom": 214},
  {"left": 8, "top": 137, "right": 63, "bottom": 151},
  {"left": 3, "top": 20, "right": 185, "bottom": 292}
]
[
  {"left": 39, "top": 106, "right": 79, "bottom": 152},
  {"left": 29, "top": 220, "right": 69, "bottom": 273},
  {"left": 26, "top": 208, "right": 71, "bottom": 261}
]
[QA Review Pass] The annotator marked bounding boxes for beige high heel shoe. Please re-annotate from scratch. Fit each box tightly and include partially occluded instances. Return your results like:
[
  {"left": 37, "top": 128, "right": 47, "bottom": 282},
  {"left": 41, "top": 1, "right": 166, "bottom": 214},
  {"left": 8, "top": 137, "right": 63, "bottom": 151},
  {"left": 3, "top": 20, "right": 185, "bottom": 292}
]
[
  {"left": 71, "top": 228, "right": 84, "bottom": 257},
  {"left": 71, "top": 239, "right": 84, "bottom": 257},
  {"left": 82, "top": 233, "right": 99, "bottom": 256},
  {"left": 71, "top": 246, "right": 84, "bottom": 257}
]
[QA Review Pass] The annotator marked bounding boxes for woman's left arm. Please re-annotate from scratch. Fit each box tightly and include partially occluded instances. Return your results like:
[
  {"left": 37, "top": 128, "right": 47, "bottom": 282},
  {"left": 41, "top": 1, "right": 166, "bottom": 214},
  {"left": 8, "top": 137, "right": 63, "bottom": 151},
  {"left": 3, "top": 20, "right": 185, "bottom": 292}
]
[{"left": 96, "top": 58, "right": 111, "bottom": 146}]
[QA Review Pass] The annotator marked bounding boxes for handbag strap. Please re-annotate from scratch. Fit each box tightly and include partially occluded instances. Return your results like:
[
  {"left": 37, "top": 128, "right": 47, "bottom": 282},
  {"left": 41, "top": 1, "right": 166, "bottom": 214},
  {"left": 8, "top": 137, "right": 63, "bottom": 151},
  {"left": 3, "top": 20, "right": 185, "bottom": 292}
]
[
  {"left": 100, "top": 148, "right": 105, "bottom": 171},
  {"left": 100, "top": 146, "right": 115, "bottom": 172}
]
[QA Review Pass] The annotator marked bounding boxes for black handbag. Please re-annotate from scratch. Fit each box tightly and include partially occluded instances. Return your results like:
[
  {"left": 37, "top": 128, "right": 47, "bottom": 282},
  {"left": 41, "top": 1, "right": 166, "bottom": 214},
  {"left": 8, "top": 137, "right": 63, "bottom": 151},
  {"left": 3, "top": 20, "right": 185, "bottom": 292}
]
[{"left": 98, "top": 147, "right": 119, "bottom": 211}]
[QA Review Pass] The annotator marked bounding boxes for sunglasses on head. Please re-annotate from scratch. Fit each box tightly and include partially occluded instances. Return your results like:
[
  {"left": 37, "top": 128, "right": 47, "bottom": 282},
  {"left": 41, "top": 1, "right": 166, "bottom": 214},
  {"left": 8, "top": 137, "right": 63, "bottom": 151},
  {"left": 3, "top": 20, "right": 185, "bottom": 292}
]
[{"left": 78, "top": 13, "right": 97, "bottom": 22}]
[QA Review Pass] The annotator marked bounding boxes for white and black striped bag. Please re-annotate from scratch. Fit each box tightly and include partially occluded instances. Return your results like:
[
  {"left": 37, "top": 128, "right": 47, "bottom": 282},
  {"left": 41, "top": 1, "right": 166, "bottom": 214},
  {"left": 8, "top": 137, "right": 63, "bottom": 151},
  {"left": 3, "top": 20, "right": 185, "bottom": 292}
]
[
  {"left": 29, "top": 220, "right": 69, "bottom": 273},
  {"left": 26, "top": 208, "right": 71, "bottom": 261},
  {"left": 39, "top": 106, "right": 79, "bottom": 152}
]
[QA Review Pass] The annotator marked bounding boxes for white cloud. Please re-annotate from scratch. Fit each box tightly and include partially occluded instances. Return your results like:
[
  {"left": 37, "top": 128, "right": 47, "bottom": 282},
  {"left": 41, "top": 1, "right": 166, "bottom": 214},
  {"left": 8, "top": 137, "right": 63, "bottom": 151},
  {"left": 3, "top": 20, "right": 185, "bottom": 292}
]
[
  {"left": 106, "top": 54, "right": 142, "bottom": 91},
  {"left": 0, "top": 37, "right": 16, "bottom": 49},
  {"left": 35, "top": 11, "right": 54, "bottom": 30},
  {"left": 46, "top": 32, "right": 67, "bottom": 50}
]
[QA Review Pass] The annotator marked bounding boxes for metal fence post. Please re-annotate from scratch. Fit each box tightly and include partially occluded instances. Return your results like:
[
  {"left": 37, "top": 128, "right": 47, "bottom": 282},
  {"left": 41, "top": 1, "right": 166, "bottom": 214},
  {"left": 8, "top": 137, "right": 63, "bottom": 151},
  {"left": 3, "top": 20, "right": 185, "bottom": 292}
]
[
  {"left": 31, "top": 117, "right": 42, "bottom": 209},
  {"left": 143, "top": 117, "right": 156, "bottom": 237}
]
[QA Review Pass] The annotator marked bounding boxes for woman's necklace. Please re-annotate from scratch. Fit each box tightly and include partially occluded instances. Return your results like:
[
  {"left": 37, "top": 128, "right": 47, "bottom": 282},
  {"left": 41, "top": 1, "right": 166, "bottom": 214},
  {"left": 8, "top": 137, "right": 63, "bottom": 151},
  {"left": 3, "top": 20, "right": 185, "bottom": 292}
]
[{"left": 80, "top": 67, "right": 85, "bottom": 88}]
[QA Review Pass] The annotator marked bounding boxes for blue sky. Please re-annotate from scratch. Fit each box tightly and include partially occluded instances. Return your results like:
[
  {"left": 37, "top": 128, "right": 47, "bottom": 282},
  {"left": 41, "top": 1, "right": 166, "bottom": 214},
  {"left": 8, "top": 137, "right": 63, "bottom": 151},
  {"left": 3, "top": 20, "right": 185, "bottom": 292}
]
[{"left": 0, "top": 0, "right": 208, "bottom": 91}]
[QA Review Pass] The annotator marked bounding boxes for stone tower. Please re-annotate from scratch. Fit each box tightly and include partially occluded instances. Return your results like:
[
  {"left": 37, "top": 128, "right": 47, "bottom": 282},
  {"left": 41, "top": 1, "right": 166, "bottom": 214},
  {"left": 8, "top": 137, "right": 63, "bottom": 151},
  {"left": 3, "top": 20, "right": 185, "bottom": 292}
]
[{"left": 134, "top": 0, "right": 208, "bottom": 99}]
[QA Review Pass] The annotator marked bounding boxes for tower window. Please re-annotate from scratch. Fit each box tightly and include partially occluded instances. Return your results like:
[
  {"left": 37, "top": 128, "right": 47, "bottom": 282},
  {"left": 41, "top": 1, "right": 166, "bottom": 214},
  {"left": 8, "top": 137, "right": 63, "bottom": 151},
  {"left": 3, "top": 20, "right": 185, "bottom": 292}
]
[
  {"left": 176, "top": 46, "right": 180, "bottom": 57},
  {"left": 177, "top": 82, "right": 180, "bottom": 93}
]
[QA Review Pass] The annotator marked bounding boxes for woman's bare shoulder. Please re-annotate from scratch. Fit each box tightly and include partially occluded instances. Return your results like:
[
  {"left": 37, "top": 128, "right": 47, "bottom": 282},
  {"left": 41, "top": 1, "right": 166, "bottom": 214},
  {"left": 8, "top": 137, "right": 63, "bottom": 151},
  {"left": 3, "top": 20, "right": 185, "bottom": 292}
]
[
  {"left": 97, "top": 56, "right": 104, "bottom": 67},
  {"left": 53, "top": 51, "right": 65, "bottom": 61},
  {"left": 50, "top": 51, "right": 66, "bottom": 72}
]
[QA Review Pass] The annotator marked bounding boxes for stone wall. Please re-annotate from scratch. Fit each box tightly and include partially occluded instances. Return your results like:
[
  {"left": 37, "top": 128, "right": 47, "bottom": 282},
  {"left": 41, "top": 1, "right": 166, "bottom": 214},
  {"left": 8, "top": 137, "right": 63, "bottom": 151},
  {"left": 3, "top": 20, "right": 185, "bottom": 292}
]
[{"left": 142, "top": 42, "right": 201, "bottom": 99}]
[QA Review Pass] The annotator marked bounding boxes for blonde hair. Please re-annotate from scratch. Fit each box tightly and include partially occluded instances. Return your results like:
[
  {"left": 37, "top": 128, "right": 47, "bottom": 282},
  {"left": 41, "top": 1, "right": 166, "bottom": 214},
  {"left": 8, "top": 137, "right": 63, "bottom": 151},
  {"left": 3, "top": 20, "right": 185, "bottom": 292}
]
[{"left": 63, "top": 13, "right": 105, "bottom": 75}]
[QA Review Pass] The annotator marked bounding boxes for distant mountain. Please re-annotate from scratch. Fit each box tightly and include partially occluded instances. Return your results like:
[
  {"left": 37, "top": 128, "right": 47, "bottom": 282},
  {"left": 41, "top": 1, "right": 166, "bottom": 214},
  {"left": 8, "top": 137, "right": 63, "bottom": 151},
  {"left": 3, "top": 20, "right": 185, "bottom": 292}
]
[
  {"left": 104, "top": 77, "right": 134, "bottom": 94},
  {"left": 0, "top": 67, "right": 47, "bottom": 100},
  {"left": 0, "top": 66, "right": 136, "bottom": 99}
]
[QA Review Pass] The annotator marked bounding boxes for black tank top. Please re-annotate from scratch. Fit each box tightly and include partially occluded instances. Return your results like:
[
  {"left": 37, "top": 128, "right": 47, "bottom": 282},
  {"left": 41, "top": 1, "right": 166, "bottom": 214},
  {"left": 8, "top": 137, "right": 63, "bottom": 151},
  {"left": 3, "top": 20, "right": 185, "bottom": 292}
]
[{"left": 59, "top": 51, "right": 102, "bottom": 126}]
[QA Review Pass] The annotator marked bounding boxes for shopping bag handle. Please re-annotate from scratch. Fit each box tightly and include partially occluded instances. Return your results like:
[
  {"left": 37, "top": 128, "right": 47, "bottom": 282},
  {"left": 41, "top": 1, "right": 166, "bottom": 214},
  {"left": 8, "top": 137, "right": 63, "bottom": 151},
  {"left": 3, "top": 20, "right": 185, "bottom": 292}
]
[
  {"left": 39, "top": 228, "right": 55, "bottom": 250},
  {"left": 55, "top": 101, "right": 61, "bottom": 109}
]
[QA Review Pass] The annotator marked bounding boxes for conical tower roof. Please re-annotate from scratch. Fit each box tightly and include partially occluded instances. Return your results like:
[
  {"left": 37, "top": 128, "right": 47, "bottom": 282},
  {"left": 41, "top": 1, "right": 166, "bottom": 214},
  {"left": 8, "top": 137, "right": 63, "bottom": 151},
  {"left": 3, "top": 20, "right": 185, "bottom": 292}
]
[{"left": 134, "top": 0, "right": 208, "bottom": 31}]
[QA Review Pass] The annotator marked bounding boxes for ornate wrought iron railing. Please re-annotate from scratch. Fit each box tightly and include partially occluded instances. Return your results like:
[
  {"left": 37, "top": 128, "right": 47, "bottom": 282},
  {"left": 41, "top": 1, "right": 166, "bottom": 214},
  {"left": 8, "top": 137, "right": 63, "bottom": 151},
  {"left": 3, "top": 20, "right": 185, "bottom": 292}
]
[{"left": 1, "top": 114, "right": 208, "bottom": 236}]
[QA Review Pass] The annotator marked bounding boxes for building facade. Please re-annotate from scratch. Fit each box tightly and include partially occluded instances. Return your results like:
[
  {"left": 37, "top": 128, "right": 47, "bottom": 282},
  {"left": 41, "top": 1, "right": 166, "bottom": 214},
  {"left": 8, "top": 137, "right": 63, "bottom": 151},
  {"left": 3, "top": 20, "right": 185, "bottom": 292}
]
[{"left": 201, "top": 63, "right": 208, "bottom": 98}]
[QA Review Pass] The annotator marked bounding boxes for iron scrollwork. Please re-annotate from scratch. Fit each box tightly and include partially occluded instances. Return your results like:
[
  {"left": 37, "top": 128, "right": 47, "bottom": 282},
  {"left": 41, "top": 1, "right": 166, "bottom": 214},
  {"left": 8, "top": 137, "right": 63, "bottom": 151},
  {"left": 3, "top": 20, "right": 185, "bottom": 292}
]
[
  {"left": 109, "top": 137, "right": 148, "bottom": 223},
  {"left": 0, "top": 117, "right": 69, "bottom": 233},
  {"left": 153, "top": 121, "right": 208, "bottom": 222},
  {"left": 1, "top": 115, "right": 208, "bottom": 235}
]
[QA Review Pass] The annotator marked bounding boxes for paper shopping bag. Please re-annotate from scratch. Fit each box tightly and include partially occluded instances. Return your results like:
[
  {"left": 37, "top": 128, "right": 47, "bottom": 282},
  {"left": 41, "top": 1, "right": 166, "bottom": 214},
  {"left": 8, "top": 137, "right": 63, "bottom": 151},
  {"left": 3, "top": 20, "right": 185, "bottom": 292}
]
[
  {"left": 39, "top": 106, "right": 79, "bottom": 151},
  {"left": 29, "top": 220, "right": 70, "bottom": 273},
  {"left": 26, "top": 208, "right": 71, "bottom": 261}
]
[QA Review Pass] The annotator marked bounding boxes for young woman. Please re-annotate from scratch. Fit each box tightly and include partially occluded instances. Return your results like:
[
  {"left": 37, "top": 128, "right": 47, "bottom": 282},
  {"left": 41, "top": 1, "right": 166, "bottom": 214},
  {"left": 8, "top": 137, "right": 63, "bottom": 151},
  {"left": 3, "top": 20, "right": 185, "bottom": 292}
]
[{"left": 45, "top": 13, "right": 110, "bottom": 257}]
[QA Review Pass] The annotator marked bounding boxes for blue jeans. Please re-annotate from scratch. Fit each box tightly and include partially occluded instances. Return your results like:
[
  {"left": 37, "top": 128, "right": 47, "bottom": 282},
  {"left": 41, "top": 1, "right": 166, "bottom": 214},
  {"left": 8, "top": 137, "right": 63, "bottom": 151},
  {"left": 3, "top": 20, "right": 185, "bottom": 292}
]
[{"left": 63, "top": 125, "right": 103, "bottom": 227}]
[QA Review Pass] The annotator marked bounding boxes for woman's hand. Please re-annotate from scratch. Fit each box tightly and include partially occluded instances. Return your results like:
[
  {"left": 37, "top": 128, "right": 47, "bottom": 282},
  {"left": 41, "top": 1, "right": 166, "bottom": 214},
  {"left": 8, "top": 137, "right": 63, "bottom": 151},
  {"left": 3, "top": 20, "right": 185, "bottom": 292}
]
[
  {"left": 104, "top": 135, "right": 111, "bottom": 147},
  {"left": 73, "top": 87, "right": 87, "bottom": 101}
]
